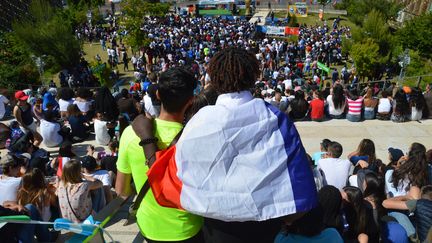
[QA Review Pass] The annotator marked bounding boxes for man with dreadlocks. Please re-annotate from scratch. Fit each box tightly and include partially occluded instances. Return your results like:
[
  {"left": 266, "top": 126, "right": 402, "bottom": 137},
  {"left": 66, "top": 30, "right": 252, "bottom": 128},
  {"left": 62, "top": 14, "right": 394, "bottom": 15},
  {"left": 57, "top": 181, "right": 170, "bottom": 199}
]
[{"left": 133, "top": 47, "right": 318, "bottom": 242}]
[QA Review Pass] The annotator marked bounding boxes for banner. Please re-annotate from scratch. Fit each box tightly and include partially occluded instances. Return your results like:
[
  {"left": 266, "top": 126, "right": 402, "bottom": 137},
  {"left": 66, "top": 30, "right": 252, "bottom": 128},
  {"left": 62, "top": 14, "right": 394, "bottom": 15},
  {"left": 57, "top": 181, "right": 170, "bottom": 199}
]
[
  {"left": 285, "top": 27, "right": 300, "bottom": 36},
  {"left": 288, "top": 2, "right": 308, "bottom": 17},
  {"left": 266, "top": 26, "right": 286, "bottom": 36},
  {"left": 317, "top": 61, "right": 330, "bottom": 73}
]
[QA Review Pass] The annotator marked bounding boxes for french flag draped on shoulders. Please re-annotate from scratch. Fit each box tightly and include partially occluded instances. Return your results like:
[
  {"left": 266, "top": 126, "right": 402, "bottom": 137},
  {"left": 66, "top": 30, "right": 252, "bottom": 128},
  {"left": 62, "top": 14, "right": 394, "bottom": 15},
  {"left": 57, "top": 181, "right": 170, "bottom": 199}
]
[{"left": 147, "top": 91, "right": 318, "bottom": 222}]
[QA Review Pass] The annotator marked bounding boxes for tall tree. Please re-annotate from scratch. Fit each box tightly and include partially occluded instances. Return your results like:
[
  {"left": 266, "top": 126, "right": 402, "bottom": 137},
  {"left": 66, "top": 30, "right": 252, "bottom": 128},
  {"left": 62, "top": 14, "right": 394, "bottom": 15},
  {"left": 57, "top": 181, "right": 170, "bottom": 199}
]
[
  {"left": 120, "top": 0, "right": 170, "bottom": 51},
  {"left": 350, "top": 38, "right": 385, "bottom": 80},
  {"left": 12, "top": 0, "right": 82, "bottom": 71},
  {"left": 396, "top": 13, "right": 432, "bottom": 59}
]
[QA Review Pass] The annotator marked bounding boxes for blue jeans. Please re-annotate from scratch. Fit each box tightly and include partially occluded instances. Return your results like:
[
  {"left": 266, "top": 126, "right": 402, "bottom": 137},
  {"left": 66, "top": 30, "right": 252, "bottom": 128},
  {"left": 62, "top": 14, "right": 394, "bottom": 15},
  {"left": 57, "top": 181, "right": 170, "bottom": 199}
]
[
  {"left": 388, "top": 212, "right": 416, "bottom": 237},
  {"left": 18, "top": 204, "right": 51, "bottom": 242},
  {"left": 364, "top": 109, "right": 375, "bottom": 120},
  {"left": 346, "top": 113, "right": 361, "bottom": 122}
]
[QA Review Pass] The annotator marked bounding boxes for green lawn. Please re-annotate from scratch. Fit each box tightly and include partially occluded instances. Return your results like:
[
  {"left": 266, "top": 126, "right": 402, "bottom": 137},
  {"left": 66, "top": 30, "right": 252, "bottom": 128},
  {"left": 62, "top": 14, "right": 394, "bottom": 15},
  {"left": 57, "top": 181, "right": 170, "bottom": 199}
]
[{"left": 199, "top": 9, "right": 232, "bottom": 16}]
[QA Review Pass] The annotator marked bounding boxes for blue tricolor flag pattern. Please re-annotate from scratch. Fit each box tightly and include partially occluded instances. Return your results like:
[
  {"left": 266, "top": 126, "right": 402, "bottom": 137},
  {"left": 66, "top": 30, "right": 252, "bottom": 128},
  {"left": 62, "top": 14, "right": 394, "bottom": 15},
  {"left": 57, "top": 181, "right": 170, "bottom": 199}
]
[{"left": 148, "top": 91, "right": 318, "bottom": 221}]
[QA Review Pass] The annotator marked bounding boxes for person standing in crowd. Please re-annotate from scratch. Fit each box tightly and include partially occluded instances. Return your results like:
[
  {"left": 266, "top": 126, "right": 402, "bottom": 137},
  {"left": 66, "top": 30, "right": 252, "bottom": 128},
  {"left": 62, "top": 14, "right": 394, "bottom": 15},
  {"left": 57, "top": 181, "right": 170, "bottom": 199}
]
[
  {"left": 116, "top": 68, "right": 204, "bottom": 243},
  {"left": 13, "top": 90, "right": 43, "bottom": 147},
  {"left": 317, "top": 141, "right": 352, "bottom": 190},
  {"left": 132, "top": 48, "right": 317, "bottom": 242}
]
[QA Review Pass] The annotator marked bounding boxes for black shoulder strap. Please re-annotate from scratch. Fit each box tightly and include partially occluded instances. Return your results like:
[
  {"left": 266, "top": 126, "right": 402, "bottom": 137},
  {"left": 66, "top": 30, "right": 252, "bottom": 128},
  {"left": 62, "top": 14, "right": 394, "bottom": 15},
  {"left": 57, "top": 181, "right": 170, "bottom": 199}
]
[{"left": 131, "top": 128, "right": 184, "bottom": 212}]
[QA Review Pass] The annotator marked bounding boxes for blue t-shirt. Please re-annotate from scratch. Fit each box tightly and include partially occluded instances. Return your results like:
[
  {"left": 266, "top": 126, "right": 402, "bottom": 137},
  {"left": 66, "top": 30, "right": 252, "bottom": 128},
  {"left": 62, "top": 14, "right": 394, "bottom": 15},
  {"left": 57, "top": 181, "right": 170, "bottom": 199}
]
[
  {"left": 312, "top": 152, "right": 325, "bottom": 165},
  {"left": 68, "top": 115, "right": 87, "bottom": 139},
  {"left": 274, "top": 228, "right": 343, "bottom": 243}
]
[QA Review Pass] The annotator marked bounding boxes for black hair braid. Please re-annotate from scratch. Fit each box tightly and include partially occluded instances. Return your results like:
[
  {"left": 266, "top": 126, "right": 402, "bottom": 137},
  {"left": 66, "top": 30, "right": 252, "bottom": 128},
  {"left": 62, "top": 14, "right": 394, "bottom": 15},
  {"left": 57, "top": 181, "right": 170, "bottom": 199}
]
[{"left": 208, "top": 47, "right": 259, "bottom": 93}]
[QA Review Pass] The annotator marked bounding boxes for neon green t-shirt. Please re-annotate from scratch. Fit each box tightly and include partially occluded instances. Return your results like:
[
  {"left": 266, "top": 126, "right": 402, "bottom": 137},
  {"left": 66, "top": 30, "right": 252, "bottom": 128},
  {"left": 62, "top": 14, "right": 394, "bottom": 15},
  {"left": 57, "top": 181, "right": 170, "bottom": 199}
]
[{"left": 117, "top": 119, "right": 203, "bottom": 241}]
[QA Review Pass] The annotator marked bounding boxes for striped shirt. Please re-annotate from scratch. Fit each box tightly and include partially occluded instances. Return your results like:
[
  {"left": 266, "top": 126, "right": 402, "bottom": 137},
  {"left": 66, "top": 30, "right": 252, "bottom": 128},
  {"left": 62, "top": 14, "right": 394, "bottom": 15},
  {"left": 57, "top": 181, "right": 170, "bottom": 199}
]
[{"left": 347, "top": 97, "right": 363, "bottom": 115}]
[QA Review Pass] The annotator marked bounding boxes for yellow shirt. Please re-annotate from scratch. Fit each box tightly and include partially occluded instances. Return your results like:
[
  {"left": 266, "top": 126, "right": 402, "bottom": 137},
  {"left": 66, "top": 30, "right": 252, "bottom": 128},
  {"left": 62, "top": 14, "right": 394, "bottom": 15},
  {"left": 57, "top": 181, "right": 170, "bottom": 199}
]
[{"left": 117, "top": 120, "right": 203, "bottom": 241}]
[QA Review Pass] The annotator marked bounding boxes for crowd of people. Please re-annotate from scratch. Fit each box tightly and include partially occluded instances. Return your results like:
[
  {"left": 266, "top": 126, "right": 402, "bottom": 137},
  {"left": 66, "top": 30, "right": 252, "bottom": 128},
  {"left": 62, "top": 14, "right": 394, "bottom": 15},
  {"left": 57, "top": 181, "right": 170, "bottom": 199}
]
[{"left": 0, "top": 11, "right": 432, "bottom": 243}]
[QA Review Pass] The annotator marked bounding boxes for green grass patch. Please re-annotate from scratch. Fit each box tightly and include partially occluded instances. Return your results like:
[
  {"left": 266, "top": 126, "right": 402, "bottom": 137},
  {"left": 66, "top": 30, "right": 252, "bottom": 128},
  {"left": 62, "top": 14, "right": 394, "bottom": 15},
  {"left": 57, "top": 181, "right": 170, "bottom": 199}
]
[{"left": 199, "top": 9, "right": 232, "bottom": 16}]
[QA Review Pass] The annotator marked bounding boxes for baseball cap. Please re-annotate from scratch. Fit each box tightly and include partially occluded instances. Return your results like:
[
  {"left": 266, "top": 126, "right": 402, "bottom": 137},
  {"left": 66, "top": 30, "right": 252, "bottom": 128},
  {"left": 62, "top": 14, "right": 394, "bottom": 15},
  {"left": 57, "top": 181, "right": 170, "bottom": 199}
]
[
  {"left": 81, "top": 156, "right": 97, "bottom": 171},
  {"left": 15, "top": 90, "right": 29, "bottom": 101},
  {"left": 388, "top": 147, "right": 404, "bottom": 162}
]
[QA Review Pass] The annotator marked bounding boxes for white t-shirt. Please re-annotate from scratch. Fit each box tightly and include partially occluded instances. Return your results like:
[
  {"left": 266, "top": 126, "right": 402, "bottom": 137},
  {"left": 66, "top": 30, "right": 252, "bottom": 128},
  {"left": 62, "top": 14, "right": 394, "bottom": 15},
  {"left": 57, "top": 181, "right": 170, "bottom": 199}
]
[
  {"left": 40, "top": 119, "right": 63, "bottom": 147},
  {"left": 411, "top": 107, "right": 422, "bottom": 121},
  {"left": 87, "top": 170, "right": 112, "bottom": 186},
  {"left": 94, "top": 119, "right": 111, "bottom": 145},
  {"left": 326, "top": 95, "right": 346, "bottom": 116},
  {"left": 73, "top": 100, "right": 91, "bottom": 113},
  {"left": 378, "top": 98, "right": 392, "bottom": 113},
  {"left": 318, "top": 158, "right": 352, "bottom": 190},
  {"left": 142, "top": 95, "right": 158, "bottom": 118},
  {"left": 59, "top": 99, "right": 74, "bottom": 112},
  {"left": 385, "top": 170, "right": 410, "bottom": 197},
  {"left": 0, "top": 176, "right": 22, "bottom": 205},
  {"left": 0, "top": 95, "right": 9, "bottom": 119}
]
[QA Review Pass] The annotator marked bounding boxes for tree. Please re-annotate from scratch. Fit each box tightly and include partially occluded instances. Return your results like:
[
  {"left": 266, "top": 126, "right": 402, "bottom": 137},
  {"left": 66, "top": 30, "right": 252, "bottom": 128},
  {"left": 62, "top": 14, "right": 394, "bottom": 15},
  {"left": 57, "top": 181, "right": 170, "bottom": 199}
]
[
  {"left": 0, "top": 32, "right": 40, "bottom": 89},
  {"left": 350, "top": 38, "right": 385, "bottom": 80},
  {"left": 396, "top": 13, "right": 432, "bottom": 59},
  {"left": 11, "top": 0, "right": 82, "bottom": 71},
  {"left": 346, "top": 0, "right": 402, "bottom": 26},
  {"left": 357, "top": 10, "right": 393, "bottom": 56},
  {"left": 120, "top": 0, "right": 170, "bottom": 51}
]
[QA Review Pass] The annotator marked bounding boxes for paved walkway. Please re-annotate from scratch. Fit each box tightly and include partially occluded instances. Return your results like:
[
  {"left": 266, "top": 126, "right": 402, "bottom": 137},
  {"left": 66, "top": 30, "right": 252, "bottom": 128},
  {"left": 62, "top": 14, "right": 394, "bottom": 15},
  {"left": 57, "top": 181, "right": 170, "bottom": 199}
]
[{"left": 249, "top": 10, "right": 270, "bottom": 25}]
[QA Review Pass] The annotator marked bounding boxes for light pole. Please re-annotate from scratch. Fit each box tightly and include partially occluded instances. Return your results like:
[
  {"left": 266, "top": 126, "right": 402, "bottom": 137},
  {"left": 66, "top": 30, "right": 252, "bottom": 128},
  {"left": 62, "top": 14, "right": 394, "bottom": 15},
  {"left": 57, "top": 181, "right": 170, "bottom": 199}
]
[
  {"left": 398, "top": 49, "right": 410, "bottom": 85},
  {"left": 31, "top": 55, "right": 46, "bottom": 85}
]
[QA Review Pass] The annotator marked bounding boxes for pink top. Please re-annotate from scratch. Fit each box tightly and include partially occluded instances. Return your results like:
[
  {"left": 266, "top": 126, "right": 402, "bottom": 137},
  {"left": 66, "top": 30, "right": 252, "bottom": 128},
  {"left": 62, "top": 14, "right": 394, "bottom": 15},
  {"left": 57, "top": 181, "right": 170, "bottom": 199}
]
[{"left": 347, "top": 97, "right": 363, "bottom": 115}]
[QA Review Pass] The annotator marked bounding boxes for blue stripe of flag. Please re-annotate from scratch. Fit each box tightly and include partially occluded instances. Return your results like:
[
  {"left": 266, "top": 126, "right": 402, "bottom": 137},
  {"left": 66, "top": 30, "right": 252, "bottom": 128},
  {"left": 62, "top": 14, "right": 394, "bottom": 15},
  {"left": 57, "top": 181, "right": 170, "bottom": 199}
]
[{"left": 265, "top": 102, "right": 318, "bottom": 212}]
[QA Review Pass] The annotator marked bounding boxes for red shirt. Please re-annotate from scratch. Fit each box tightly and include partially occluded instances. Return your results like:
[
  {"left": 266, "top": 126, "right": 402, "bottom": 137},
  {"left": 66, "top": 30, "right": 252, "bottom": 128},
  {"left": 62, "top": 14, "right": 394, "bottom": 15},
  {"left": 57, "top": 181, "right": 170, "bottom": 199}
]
[{"left": 310, "top": 98, "right": 325, "bottom": 119}]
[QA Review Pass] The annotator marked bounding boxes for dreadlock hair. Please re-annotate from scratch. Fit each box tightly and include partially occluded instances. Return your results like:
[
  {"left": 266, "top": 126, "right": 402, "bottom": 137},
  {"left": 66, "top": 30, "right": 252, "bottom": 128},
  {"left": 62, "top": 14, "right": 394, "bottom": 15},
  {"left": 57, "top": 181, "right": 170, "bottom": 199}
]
[{"left": 208, "top": 47, "right": 260, "bottom": 93}]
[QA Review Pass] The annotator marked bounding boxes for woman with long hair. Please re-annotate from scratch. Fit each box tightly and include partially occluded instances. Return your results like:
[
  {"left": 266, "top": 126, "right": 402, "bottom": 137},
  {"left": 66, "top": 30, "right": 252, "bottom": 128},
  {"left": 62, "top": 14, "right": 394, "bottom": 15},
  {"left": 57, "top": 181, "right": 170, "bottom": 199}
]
[
  {"left": 289, "top": 90, "right": 310, "bottom": 121},
  {"left": 362, "top": 173, "right": 386, "bottom": 228},
  {"left": 342, "top": 186, "right": 379, "bottom": 243},
  {"left": 57, "top": 160, "right": 102, "bottom": 223},
  {"left": 409, "top": 88, "right": 425, "bottom": 121},
  {"left": 318, "top": 185, "right": 344, "bottom": 234},
  {"left": 94, "top": 86, "right": 119, "bottom": 122},
  {"left": 17, "top": 168, "right": 57, "bottom": 221},
  {"left": 326, "top": 84, "right": 346, "bottom": 119},
  {"left": 363, "top": 88, "right": 378, "bottom": 120},
  {"left": 348, "top": 139, "right": 378, "bottom": 174},
  {"left": 386, "top": 142, "right": 428, "bottom": 198},
  {"left": 391, "top": 89, "right": 410, "bottom": 123}
]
